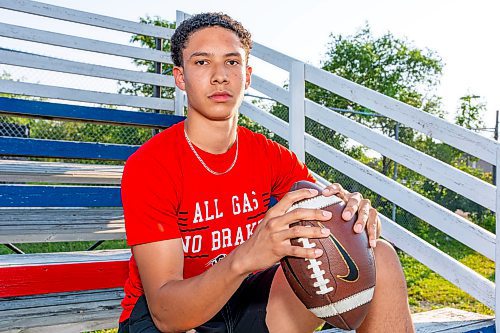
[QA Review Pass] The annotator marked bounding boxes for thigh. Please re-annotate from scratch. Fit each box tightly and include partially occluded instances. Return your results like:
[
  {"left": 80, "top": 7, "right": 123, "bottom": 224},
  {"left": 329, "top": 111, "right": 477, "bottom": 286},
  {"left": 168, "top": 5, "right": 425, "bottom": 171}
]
[
  {"left": 122, "top": 294, "right": 227, "bottom": 333},
  {"left": 227, "top": 264, "right": 279, "bottom": 333},
  {"left": 120, "top": 266, "right": 280, "bottom": 333},
  {"left": 266, "top": 265, "right": 323, "bottom": 333}
]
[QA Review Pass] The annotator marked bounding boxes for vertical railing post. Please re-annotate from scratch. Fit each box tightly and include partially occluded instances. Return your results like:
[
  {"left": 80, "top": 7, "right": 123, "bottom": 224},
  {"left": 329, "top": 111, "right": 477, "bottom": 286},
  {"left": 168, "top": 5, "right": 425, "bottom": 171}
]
[
  {"left": 493, "top": 110, "right": 498, "bottom": 185},
  {"left": 174, "top": 11, "right": 186, "bottom": 116},
  {"left": 152, "top": 37, "right": 163, "bottom": 136},
  {"left": 289, "top": 61, "right": 305, "bottom": 162},
  {"left": 392, "top": 122, "right": 400, "bottom": 221},
  {"left": 496, "top": 144, "right": 500, "bottom": 332}
]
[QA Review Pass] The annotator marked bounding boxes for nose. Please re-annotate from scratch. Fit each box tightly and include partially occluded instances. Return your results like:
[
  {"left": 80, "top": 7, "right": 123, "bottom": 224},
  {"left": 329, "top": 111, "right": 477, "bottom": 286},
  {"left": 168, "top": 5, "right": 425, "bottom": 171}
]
[{"left": 211, "top": 62, "right": 228, "bottom": 84}]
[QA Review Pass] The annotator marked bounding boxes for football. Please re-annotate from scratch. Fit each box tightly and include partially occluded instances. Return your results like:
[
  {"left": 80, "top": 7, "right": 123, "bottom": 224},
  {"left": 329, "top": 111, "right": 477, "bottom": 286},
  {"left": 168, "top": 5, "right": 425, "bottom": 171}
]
[{"left": 280, "top": 180, "right": 376, "bottom": 330}]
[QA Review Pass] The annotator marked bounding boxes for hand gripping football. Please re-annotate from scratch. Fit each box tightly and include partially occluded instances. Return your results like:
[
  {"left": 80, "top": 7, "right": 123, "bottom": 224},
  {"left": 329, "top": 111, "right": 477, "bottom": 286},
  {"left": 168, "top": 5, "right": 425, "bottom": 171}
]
[{"left": 280, "top": 181, "right": 376, "bottom": 330}]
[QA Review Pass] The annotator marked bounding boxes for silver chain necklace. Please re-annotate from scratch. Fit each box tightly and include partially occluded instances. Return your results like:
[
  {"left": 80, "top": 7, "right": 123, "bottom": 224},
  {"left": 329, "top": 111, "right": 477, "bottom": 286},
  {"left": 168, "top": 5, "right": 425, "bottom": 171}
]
[{"left": 184, "top": 129, "right": 239, "bottom": 176}]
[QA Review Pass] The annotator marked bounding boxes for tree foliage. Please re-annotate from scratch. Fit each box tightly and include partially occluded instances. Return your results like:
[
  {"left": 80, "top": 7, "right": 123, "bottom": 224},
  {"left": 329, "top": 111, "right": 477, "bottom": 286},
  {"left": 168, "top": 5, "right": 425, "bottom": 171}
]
[
  {"left": 456, "top": 94, "right": 485, "bottom": 130},
  {"left": 270, "top": 25, "right": 493, "bottom": 238},
  {"left": 118, "top": 16, "right": 176, "bottom": 102},
  {"left": 313, "top": 25, "right": 444, "bottom": 134}
]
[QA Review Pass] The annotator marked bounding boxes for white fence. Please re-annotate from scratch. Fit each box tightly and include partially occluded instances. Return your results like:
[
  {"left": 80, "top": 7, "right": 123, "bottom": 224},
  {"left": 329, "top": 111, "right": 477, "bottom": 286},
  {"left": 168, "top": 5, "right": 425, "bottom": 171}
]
[
  {"left": 0, "top": 0, "right": 498, "bottom": 329},
  {"left": 213, "top": 9, "right": 499, "bottom": 321},
  {"left": 241, "top": 20, "right": 499, "bottom": 323}
]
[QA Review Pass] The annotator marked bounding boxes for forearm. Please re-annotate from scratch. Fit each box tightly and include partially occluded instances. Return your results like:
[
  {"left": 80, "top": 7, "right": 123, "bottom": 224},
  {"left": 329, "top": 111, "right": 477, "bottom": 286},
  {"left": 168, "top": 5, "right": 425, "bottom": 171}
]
[{"left": 149, "top": 249, "right": 249, "bottom": 332}]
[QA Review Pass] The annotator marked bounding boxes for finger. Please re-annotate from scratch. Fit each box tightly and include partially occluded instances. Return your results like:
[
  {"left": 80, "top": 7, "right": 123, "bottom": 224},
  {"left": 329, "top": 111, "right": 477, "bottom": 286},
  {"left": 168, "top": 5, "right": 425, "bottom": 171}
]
[
  {"left": 270, "top": 188, "right": 319, "bottom": 217},
  {"left": 354, "top": 199, "right": 370, "bottom": 233},
  {"left": 323, "top": 183, "right": 346, "bottom": 199},
  {"left": 342, "top": 192, "right": 362, "bottom": 221},
  {"left": 368, "top": 208, "right": 378, "bottom": 248},
  {"left": 287, "top": 244, "right": 324, "bottom": 259},
  {"left": 281, "top": 225, "right": 330, "bottom": 241},
  {"left": 280, "top": 208, "right": 333, "bottom": 227}
]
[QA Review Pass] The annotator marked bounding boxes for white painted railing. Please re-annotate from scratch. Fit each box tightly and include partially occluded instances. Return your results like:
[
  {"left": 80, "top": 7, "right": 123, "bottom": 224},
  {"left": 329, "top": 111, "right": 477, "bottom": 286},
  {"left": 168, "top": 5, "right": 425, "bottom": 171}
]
[
  {"left": 233, "top": 11, "right": 500, "bottom": 323},
  {"left": 0, "top": 0, "right": 497, "bottom": 328},
  {"left": 0, "top": 0, "right": 177, "bottom": 111}
]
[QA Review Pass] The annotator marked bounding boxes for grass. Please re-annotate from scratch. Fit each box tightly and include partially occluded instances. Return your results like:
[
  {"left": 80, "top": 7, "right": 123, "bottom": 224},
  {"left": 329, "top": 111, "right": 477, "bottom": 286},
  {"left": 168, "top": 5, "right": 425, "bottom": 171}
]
[{"left": 400, "top": 251, "right": 494, "bottom": 315}]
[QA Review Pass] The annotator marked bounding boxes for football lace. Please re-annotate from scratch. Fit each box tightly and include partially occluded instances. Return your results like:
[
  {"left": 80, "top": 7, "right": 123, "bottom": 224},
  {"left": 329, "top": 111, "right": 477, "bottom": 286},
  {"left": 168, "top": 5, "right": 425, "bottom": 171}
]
[
  {"left": 298, "top": 236, "right": 334, "bottom": 295},
  {"left": 286, "top": 194, "right": 342, "bottom": 213}
]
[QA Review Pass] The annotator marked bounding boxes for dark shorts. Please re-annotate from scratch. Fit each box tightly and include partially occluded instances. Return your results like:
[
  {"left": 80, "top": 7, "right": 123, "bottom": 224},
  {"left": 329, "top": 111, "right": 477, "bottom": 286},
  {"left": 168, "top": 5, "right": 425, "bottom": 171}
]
[{"left": 118, "top": 265, "right": 279, "bottom": 333}]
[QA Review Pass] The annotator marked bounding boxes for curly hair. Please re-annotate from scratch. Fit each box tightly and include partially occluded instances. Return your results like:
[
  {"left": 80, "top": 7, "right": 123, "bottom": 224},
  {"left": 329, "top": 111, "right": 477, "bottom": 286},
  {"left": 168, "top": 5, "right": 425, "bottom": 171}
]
[{"left": 171, "top": 12, "right": 252, "bottom": 67}]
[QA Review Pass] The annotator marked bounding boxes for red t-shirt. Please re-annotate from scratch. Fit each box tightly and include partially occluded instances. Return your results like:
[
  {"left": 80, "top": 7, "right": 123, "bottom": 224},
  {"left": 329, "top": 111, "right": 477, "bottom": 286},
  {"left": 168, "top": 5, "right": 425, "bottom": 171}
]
[{"left": 119, "top": 121, "right": 315, "bottom": 322}]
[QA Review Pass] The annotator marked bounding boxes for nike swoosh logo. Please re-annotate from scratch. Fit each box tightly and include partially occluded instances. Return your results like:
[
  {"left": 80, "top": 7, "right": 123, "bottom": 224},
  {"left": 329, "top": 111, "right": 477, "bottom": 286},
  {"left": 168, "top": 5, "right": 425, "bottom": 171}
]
[{"left": 318, "top": 222, "right": 359, "bottom": 283}]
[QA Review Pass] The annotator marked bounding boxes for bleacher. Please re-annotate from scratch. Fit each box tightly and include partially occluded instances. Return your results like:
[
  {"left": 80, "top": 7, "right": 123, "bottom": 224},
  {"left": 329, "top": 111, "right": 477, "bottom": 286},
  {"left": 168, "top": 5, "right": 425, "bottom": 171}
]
[{"left": 0, "top": 1, "right": 497, "bottom": 332}]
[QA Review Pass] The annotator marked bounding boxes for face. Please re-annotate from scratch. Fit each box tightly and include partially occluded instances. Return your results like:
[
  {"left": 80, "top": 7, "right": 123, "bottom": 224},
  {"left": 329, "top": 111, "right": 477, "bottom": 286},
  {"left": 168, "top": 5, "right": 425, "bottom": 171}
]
[{"left": 173, "top": 26, "right": 252, "bottom": 122}]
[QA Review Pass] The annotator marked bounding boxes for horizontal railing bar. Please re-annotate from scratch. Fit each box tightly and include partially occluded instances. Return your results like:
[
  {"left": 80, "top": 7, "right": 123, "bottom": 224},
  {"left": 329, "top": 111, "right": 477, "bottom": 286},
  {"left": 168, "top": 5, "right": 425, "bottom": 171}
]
[
  {"left": 0, "top": 207, "right": 123, "bottom": 224},
  {"left": 240, "top": 101, "right": 288, "bottom": 139},
  {"left": 304, "top": 133, "right": 495, "bottom": 260},
  {"left": 382, "top": 215, "right": 494, "bottom": 310},
  {"left": 0, "top": 97, "right": 184, "bottom": 128},
  {"left": 304, "top": 64, "right": 497, "bottom": 165},
  {"left": 0, "top": 49, "right": 175, "bottom": 87},
  {"left": 0, "top": 137, "right": 138, "bottom": 160},
  {"left": 239, "top": 103, "right": 494, "bottom": 260},
  {"left": 0, "top": 159, "right": 123, "bottom": 184},
  {"left": 314, "top": 163, "right": 494, "bottom": 309},
  {"left": 0, "top": 249, "right": 130, "bottom": 267},
  {"left": 0, "top": 230, "right": 124, "bottom": 244},
  {"left": 0, "top": 0, "right": 174, "bottom": 39},
  {"left": 305, "top": 99, "right": 496, "bottom": 211},
  {"left": 0, "top": 22, "right": 172, "bottom": 64},
  {"left": 0, "top": 184, "right": 121, "bottom": 207},
  {"left": 251, "top": 75, "right": 289, "bottom": 106},
  {"left": 252, "top": 43, "right": 295, "bottom": 72},
  {"left": 0, "top": 80, "right": 174, "bottom": 111}
]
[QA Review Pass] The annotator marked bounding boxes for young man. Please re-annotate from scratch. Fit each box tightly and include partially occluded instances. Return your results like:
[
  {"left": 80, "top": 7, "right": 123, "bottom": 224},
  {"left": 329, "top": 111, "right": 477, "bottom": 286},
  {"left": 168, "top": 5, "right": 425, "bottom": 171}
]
[{"left": 119, "top": 13, "right": 414, "bottom": 333}]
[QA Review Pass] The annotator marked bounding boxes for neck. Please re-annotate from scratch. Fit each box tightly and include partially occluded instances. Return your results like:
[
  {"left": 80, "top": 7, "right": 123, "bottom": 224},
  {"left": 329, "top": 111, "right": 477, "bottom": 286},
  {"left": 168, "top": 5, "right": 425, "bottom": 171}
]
[{"left": 184, "top": 113, "right": 238, "bottom": 154}]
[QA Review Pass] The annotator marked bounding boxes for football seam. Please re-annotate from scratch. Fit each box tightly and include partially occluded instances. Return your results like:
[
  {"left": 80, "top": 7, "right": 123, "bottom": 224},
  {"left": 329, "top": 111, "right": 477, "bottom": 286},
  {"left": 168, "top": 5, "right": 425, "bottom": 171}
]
[
  {"left": 286, "top": 194, "right": 342, "bottom": 213},
  {"left": 307, "top": 286, "right": 375, "bottom": 318}
]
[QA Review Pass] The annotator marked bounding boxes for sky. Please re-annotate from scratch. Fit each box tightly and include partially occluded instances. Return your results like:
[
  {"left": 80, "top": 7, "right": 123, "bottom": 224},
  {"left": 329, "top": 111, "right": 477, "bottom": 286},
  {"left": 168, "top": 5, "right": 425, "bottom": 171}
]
[{"left": 0, "top": 0, "right": 498, "bottom": 138}]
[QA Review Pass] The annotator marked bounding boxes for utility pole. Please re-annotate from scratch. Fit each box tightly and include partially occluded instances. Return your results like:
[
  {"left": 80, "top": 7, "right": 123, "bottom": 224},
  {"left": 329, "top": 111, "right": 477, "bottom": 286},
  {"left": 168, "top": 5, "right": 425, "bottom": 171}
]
[{"left": 494, "top": 110, "right": 499, "bottom": 185}]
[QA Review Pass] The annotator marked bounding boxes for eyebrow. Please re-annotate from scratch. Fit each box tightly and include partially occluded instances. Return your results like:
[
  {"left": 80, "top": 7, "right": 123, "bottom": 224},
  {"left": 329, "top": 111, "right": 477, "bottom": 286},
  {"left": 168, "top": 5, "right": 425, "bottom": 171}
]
[{"left": 189, "top": 51, "right": 243, "bottom": 59}]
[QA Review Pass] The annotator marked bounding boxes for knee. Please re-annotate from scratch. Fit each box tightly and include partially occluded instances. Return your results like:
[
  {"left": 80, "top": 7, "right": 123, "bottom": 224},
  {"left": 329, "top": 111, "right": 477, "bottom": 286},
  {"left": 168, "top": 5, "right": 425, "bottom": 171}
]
[
  {"left": 373, "top": 239, "right": 405, "bottom": 284},
  {"left": 373, "top": 239, "right": 398, "bottom": 261}
]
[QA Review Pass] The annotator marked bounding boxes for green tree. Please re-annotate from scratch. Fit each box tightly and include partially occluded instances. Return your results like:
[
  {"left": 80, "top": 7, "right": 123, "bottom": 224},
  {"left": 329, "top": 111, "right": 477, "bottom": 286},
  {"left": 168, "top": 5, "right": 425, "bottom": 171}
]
[
  {"left": 456, "top": 94, "right": 485, "bottom": 131},
  {"left": 272, "top": 25, "right": 445, "bottom": 179},
  {"left": 315, "top": 25, "right": 443, "bottom": 129}
]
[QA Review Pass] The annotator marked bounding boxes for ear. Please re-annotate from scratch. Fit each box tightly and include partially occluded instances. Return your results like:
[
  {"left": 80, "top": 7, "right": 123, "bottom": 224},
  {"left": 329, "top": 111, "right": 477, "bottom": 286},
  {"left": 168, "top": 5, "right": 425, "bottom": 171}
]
[
  {"left": 244, "top": 65, "right": 252, "bottom": 90},
  {"left": 173, "top": 66, "right": 186, "bottom": 91}
]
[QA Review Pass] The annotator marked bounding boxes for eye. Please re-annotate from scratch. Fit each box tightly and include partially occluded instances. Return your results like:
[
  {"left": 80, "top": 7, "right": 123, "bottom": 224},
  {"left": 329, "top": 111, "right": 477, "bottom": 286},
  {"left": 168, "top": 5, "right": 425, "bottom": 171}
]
[
  {"left": 195, "top": 60, "right": 208, "bottom": 65},
  {"left": 227, "top": 60, "right": 239, "bottom": 66}
]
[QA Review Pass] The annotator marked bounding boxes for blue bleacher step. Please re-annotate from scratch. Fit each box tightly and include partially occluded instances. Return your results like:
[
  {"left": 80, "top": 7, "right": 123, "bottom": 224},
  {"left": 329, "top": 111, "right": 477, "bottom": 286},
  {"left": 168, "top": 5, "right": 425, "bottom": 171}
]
[{"left": 321, "top": 307, "right": 494, "bottom": 333}]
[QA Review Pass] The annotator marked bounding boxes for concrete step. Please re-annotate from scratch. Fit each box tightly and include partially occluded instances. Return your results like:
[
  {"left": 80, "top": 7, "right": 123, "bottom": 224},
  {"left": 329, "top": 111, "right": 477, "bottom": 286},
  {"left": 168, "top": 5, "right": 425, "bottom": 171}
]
[{"left": 321, "top": 307, "right": 494, "bottom": 332}]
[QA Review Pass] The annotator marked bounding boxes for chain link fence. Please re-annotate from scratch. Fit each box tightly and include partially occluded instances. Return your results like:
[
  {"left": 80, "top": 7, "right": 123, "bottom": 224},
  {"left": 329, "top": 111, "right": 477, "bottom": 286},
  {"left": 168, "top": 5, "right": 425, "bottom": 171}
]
[
  {"left": 0, "top": 66, "right": 162, "bottom": 165},
  {"left": 251, "top": 101, "right": 494, "bottom": 291},
  {"left": 0, "top": 114, "right": 155, "bottom": 165},
  {"left": 2, "top": 66, "right": 493, "bottom": 265}
]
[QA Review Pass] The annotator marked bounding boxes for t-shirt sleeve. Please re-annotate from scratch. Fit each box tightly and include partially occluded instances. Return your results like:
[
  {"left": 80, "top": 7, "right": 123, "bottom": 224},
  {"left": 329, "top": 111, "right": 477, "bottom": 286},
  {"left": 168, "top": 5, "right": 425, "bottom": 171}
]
[
  {"left": 267, "top": 140, "right": 316, "bottom": 200},
  {"left": 121, "top": 152, "right": 181, "bottom": 246}
]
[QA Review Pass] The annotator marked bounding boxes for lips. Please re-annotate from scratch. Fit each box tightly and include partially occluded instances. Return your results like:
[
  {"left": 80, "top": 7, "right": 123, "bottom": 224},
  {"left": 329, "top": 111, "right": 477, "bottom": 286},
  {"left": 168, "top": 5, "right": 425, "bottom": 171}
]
[{"left": 209, "top": 91, "right": 232, "bottom": 102}]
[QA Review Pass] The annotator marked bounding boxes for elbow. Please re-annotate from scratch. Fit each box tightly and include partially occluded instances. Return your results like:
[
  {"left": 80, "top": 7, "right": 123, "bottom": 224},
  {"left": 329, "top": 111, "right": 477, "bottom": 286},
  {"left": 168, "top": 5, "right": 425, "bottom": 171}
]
[
  {"left": 151, "top": 310, "right": 194, "bottom": 333},
  {"left": 151, "top": 315, "right": 177, "bottom": 333},
  {"left": 152, "top": 321, "right": 177, "bottom": 333}
]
